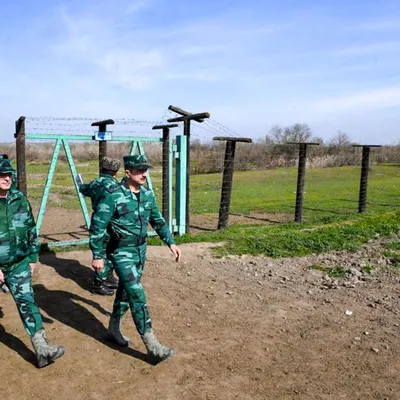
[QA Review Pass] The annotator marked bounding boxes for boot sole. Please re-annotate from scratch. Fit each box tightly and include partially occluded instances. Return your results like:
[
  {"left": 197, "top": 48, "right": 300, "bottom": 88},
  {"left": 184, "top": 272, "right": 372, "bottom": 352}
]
[
  {"left": 148, "top": 349, "right": 176, "bottom": 364},
  {"left": 90, "top": 289, "right": 114, "bottom": 296},
  {"left": 103, "top": 283, "right": 118, "bottom": 289},
  {"left": 105, "top": 333, "right": 130, "bottom": 347},
  {"left": 37, "top": 347, "right": 65, "bottom": 368}
]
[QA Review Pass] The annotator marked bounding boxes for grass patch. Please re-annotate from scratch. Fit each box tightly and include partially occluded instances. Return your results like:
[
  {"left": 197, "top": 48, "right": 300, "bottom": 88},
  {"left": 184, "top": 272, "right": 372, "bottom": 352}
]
[
  {"left": 361, "top": 265, "right": 375, "bottom": 274},
  {"left": 385, "top": 242, "right": 400, "bottom": 251},
  {"left": 328, "top": 267, "right": 349, "bottom": 278},
  {"left": 172, "top": 211, "right": 400, "bottom": 257},
  {"left": 24, "top": 162, "right": 400, "bottom": 257},
  {"left": 310, "top": 265, "right": 326, "bottom": 271},
  {"left": 309, "top": 264, "right": 350, "bottom": 277}
]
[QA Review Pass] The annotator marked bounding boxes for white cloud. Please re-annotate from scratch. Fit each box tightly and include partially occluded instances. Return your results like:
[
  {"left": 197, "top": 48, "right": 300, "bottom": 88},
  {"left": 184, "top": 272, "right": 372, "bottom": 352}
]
[
  {"left": 349, "top": 19, "right": 400, "bottom": 31},
  {"left": 334, "top": 41, "right": 400, "bottom": 56},
  {"left": 307, "top": 87, "right": 400, "bottom": 115},
  {"left": 126, "top": 0, "right": 154, "bottom": 14}
]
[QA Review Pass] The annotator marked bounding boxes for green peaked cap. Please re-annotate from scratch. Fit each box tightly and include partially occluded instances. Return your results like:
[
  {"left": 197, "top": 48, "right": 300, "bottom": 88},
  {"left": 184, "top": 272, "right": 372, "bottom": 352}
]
[{"left": 123, "top": 154, "right": 152, "bottom": 170}]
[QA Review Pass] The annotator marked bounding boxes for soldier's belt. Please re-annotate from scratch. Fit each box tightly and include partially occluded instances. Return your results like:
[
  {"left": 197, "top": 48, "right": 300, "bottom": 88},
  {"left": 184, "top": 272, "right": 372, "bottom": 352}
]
[{"left": 116, "top": 236, "right": 147, "bottom": 246}]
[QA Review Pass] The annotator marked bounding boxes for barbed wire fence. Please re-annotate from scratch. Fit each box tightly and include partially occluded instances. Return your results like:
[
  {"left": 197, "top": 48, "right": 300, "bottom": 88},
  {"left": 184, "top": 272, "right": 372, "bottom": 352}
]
[{"left": 2, "top": 114, "right": 399, "bottom": 233}]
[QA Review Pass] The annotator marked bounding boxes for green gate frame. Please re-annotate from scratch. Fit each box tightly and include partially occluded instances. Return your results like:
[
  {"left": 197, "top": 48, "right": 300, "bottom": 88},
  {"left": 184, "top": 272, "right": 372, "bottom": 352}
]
[{"left": 24, "top": 133, "right": 187, "bottom": 248}]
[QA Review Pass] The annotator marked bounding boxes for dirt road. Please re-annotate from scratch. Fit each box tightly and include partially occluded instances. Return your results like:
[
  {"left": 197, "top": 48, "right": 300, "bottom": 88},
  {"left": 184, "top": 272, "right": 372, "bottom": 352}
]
[{"left": 1, "top": 239, "right": 400, "bottom": 399}]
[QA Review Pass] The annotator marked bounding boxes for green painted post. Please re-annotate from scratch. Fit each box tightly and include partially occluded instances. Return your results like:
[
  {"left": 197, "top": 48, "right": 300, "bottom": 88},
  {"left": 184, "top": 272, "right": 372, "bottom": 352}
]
[
  {"left": 169, "top": 137, "right": 174, "bottom": 232},
  {"left": 137, "top": 141, "right": 154, "bottom": 191},
  {"left": 62, "top": 140, "right": 91, "bottom": 228},
  {"left": 175, "top": 135, "right": 187, "bottom": 235},
  {"left": 36, "top": 139, "right": 62, "bottom": 234},
  {"left": 129, "top": 140, "right": 138, "bottom": 155}
]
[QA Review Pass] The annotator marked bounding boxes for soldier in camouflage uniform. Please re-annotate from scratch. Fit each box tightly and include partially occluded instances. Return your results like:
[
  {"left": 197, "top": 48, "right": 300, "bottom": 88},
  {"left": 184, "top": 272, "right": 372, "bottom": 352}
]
[
  {"left": 89, "top": 154, "right": 181, "bottom": 362},
  {"left": 79, "top": 157, "right": 121, "bottom": 296},
  {"left": 0, "top": 158, "right": 64, "bottom": 368},
  {"left": 0, "top": 154, "right": 17, "bottom": 190}
]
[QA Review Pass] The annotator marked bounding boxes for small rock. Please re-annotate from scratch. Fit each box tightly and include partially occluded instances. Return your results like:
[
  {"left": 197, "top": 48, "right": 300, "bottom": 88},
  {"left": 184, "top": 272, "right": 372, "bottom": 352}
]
[
  {"left": 345, "top": 310, "right": 353, "bottom": 316},
  {"left": 371, "top": 347, "right": 379, "bottom": 353}
]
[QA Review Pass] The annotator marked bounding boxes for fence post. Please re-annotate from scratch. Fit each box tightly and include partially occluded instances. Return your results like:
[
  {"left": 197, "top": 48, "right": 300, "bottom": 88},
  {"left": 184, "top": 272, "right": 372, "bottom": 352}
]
[
  {"left": 14, "top": 116, "right": 27, "bottom": 193},
  {"left": 213, "top": 136, "right": 252, "bottom": 229},
  {"left": 353, "top": 144, "right": 382, "bottom": 213},
  {"left": 152, "top": 123, "right": 178, "bottom": 227},
  {"left": 168, "top": 106, "right": 210, "bottom": 234},
  {"left": 91, "top": 119, "right": 114, "bottom": 174},
  {"left": 287, "top": 141, "right": 320, "bottom": 223}
]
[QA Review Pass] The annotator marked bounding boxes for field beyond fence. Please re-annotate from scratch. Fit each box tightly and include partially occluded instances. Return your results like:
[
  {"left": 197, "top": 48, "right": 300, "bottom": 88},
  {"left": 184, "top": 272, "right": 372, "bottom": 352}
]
[{"left": 0, "top": 140, "right": 399, "bottom": 257}]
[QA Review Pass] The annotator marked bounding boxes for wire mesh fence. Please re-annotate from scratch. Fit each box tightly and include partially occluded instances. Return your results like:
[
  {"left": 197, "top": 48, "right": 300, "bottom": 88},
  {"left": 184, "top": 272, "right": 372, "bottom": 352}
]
[{"left": 1, "top": 115, "right": 399, "bottom": 237}]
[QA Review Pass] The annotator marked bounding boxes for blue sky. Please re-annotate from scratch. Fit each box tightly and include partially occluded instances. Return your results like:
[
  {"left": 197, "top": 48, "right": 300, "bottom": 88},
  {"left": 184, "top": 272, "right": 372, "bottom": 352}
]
[{"left": 0, "top": 0, "right": 399, "bottom": 144}]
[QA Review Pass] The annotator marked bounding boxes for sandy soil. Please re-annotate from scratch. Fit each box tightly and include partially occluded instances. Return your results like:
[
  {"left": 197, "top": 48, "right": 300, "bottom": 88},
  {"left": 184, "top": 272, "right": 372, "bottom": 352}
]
[{"left": 1, "top": 235, "right": 400, "bottom": 400}]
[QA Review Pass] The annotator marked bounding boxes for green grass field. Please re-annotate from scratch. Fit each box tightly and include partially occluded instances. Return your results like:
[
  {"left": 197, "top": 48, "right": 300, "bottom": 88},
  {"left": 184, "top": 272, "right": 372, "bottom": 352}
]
[{"left": 26, "top": 161, "right": 400, "bottom": 257}]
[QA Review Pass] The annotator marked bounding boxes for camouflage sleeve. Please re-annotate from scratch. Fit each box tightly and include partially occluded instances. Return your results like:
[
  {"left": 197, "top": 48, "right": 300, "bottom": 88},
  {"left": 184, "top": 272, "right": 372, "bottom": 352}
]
[
  {"left": 26, "top": 199, "right": 39, "bottom": 263},
  {"left": 89, "top": 191, "right": 116, "bottom": 259},
  {"left": 79, "top": 183, "right": 91, "bottom": 197},
  {"left": 149, "top": 193, "right": 175, "bottom": 246}
]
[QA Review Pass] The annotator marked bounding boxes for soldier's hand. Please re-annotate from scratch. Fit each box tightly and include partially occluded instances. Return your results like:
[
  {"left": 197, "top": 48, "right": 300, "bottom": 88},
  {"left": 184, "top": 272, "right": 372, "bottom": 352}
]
[
  {"left": 92, "top": 259, "right": 104, "bottom": 272},
  {"left": 169, "top": 244, "right": 181, "bottom": 262},
  {"left": 29, "top": 263, "right": 37, "bottom": 274},
  {"left": 0, "top": 269, "right": 4, "bottom": 284}
]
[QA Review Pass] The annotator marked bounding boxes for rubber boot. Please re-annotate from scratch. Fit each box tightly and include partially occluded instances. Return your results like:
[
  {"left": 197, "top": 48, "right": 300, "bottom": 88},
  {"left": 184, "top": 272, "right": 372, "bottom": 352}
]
[
  {"left": 31, "top": 329, "right": 65, "bottom": 368},
  {"left": 141, "top": 329, "right": 176, "bottom": 362},
  {"left": 92, "top": 280, "right": 114, "bottom": 296},
  {"left": 104, "top": 271, "right": 118, "bottom": 289},
  {"left": 0, "top": 283, "right": 9, "bottom": 293},
  {"left": 107, "top": 316, "right": 130, "bottom": 347}
]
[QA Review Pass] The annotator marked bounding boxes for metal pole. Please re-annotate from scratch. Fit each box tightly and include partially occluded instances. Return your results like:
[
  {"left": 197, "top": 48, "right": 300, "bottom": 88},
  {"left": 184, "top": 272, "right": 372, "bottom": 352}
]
[
  {"left": 214, "top": 136, "right": 252, "bottom": 230},
  {"left": 218, "top": 140, "right": 236, "bottom": 229},
  {"left": 15, "top": 116, "right": 27, "bottom": 193},
  {"left": 358, "top": 146, "right": 370, "bottom": 213},
  {"left": 91, "top": 119, "right": 114, "bottom": 175},
  {"left": 183, "top": 118, "right": 191, "bottom": 233},
  {"left": 294, "top": 143, "right": 307, "bottom": 223},
  {"left": 167, "top": 109, "right": 210, "bottom": 234},
  {"left": 98, "top": 125, "right": 107, "bottom": 175},
  {"left": 162, "top": 127, "right": 170, "bottom": 224},
  {"left": 152, "top": 123, "right": 178, "bottom": 227}
]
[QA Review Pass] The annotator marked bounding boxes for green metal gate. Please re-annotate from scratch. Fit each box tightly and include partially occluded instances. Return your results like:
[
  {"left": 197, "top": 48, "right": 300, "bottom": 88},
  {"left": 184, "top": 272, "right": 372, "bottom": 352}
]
[{"left": 24, "top": 133, "right": 187, "bottom": 248}]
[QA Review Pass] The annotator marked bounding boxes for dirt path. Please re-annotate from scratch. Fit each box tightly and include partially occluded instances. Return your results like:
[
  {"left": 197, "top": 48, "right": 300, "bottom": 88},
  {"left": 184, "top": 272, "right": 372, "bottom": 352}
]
[{"left": 1, "top": 239, "right": 400, "bottom": 400}]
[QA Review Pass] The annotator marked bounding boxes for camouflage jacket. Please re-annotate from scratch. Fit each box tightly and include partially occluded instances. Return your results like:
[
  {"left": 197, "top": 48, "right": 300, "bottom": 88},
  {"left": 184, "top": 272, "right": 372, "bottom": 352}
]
[
  {"left": 0, "top": 188, "right": 39, "bottom": 266},
  {"left": 79, "top": 174, "right": 119, "bottom": 211},
  {"left": 89, "top": 182, "right": 175, "bottom": 259}
]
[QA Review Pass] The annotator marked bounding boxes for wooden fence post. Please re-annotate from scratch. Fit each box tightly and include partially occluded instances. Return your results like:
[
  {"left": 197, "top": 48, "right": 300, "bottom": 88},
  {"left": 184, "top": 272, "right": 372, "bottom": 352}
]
[{"left": 213, "top": 136, "right": 252, "bottom": 229}]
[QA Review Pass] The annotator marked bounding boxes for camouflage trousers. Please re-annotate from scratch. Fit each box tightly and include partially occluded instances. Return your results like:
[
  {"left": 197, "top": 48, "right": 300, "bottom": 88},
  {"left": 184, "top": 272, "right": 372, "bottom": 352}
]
[
  {"left": 94, "top": 258, "right": 114, "bottom": 283},
  {"left": 0, "top": 257, "right": 43, "bottom": 337},
  {"left": 108, "top": 244, "right": 151, "bottom": 336}
]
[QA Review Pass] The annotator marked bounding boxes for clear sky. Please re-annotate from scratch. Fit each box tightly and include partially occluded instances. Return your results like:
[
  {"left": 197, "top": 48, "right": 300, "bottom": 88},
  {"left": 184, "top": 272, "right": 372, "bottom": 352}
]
[{"left": 0, "top": 0, "right": 399, "bottom": 144}]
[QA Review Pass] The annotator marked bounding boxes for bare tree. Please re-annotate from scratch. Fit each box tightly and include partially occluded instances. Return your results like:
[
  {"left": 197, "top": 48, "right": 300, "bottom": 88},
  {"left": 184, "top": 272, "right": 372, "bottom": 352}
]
[
  {"left": 266, "top": 123, "right": 315, "bottom": 144},
  {"left": 285, "top": 123, "right": 313, "bottom": 143},
  {"left": 328, "top": 131, "right": 351, "bottom": 148},
  {"left": 266, "top": 125, "right": 285, "bottom": 144}
]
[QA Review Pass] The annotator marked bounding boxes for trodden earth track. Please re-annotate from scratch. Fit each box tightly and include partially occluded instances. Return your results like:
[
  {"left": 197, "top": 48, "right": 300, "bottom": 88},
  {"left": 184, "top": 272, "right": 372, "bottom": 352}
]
[{"left": 1, "top": 234, "right": 400, "bottom": 399}]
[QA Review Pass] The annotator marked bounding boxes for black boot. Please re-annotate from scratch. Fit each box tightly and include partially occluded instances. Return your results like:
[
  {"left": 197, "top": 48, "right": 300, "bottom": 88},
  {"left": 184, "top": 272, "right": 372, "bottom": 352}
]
[
  {"left": 92, "top": 281, "right": 114, "bottom": 296},
  {"left": 104, "top": 272, "right": 118, "bottom": 289}
]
